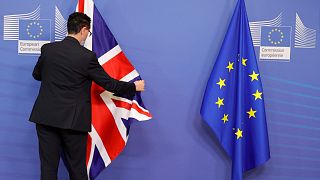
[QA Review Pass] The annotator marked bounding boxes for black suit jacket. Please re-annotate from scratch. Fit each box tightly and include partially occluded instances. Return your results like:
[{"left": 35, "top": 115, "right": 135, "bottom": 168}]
[{"left": 29, "top": 36, "right": 136, "bottom": 132}]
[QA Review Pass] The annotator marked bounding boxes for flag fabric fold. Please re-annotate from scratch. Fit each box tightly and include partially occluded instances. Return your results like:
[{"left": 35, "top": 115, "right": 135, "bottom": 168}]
[
  {"left": 77, "top": 0, "right": 152, "bottom": 179},
  {"left": 200, "top": 0, "right": 270, "bottom": 179}
]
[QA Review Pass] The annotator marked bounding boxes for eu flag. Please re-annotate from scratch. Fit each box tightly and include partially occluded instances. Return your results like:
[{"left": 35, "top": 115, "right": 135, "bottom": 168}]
[
  {"left": 19, "top": 20, "right": 51, "bottom": 41},
  {"left": 200, "top": 0, "right": 270, "bottom": 179}
]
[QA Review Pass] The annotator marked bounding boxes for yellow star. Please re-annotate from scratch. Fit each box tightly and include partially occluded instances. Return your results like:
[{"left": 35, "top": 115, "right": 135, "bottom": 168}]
[
  {"left": 216, "top": 78, "right": 226, "bottom": 89},
  {"left": 235, "top": 128, "right": 243, "bottom": 139},
  {"left": 242, "top": 58, "right": 248, "bottom": 66},
  {"left": 215, "top": 97, "right": 224, "bottom": 108},
  {"left": 221, "top": 114, "right": 229, "bottom": 123},
  {"left": 226, "top": 61, "right": 234, "bottom": 72},
  {"left": 249, "top": 71, "right": 259, "bottom": 81},
  {"left": 247, "top": 107, "right": 257, "bottom": 118},
  {"left": 252, "top": 89, "right": 263, "bottom": 100}
]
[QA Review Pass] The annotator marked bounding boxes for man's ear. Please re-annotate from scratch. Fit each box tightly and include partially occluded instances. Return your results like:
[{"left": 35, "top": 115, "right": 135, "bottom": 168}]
[{"left": 80, "top": 27, "right": 86, "bottom": 35}]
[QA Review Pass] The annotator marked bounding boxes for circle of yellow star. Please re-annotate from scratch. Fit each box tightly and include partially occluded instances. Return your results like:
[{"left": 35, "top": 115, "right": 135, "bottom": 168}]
[
  {"left": 216, "top": 78, "right": 226, "bottom": 89},
  {"left": 26, "top": 21, "right": 43, "bottom": 39},
  {"left": 252, "top": 89, "right": 263, "bottom": 100},
  {"left": 247, "top": 107, "right": 257, "bottom": 118},
  {"left": 242, "top": 58, "right": 248, "bottom": 66},
  {"left": 215, "top": 97, "right": 224, "bottom": 108},
  {"left": 235, "top": 128, "right": 243, "bottom": 139},
  {"left": 249, "top": 71, "right": 259, "bottom": 81},
  {"left": 268, "top": 28, "right": 284, "bottom": 45},
  {"left": 221, "top": 114, "right": 229, "bottom": 123},
  {"left": 226, "top": 61, "right": 234, "bottom": 72}
]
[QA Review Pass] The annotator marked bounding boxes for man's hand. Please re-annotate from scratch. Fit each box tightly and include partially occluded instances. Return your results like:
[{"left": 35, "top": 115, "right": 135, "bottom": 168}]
[{"left": 134, "top": 80, "right": 145, "bottom": 91}]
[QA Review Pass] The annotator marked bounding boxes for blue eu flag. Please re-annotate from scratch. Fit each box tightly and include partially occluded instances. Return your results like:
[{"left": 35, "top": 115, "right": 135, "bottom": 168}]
[
  {"left": 19, "top": 20, "right": 51, "bottom": 41},
  {"left": 200, "top": 0, "right": 270, "bottom": 179},
  {"left": 261, "top": 26, "right": 291, "bottom": 47}
]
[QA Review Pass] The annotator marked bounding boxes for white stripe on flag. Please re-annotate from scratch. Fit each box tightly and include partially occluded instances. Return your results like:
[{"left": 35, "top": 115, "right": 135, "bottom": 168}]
[
  {"left": 100, "top": 91, "right": 129, "bottom": 143},
  {"left": 83, "top": 0, "right": 94, "bottom": 51},
  {"left": 132, "top": 99, "right": 151, "bottom": 114},
  {"left": 129, "top": 101, "right": 152, "bottom": 121},
  {"left": 111, "top": 95, "right": 133, "bottom": 104},
  {"left": 120, "top": 69, "right": 139, "bottom": 82},
  {"left": 88, "top": 125, "right": 112, "bottom": 168},
  {"left": 110, "top": 95, "right": 151, "bottom": 121},
  {"left": 98, "top": 45, "right": 122, "bottom": 65}
]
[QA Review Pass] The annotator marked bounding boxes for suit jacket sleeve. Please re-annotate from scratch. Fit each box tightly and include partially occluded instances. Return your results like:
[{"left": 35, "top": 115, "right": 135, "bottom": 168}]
[
  {"left": 32, "top": 45, "right": 46, "bottom": 81},
  {"left": 87, "top": 53, "right": 136, "bottom": 98}
]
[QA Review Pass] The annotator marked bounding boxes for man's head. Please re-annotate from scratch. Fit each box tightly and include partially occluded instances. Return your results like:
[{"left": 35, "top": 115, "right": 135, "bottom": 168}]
[{"left": 67, "top": 12, "right": 91, "bottom": 45}]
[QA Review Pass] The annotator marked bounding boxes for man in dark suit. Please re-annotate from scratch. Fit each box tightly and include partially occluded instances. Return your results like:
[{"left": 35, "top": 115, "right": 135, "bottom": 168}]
[{"left": 29, "top": 12, "right": 145, "bottom": 180}]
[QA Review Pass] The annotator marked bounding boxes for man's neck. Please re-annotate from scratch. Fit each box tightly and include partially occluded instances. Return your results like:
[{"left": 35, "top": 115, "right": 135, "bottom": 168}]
[{"left": 68, "top": 34, "right": 81, "bottom": 43}]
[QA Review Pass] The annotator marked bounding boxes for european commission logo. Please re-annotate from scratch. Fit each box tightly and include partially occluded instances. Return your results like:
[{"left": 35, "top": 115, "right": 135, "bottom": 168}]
[
  {"left": 3, "top": 5, "right": 67, "bottom": 55},
  {"left": 260, "top": 26, "right": 292, "bottom": 61},
  {"left": 249, "top": 12, "right": 317, "bottom": 62},
  {"left": 18, "top": 20, "right": 51, "bottom": 54}
]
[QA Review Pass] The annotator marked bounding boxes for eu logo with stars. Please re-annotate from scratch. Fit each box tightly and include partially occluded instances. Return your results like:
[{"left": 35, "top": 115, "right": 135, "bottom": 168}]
[
  {"left": 261, "top": 26, "right": 291, "bottom": 47},
  {"left": 19, "top": 20, "right": 50, "bottom": 41},
  {"left": 18, "top": 20, "right": 51, "bottom": 55},
  {"left": 259, "top": 26, "right": 292, "bottom": 61}
]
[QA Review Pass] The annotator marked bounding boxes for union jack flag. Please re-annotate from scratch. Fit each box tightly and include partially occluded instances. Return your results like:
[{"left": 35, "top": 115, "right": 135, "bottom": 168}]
[{"left": 77, "top": 0, "right": 152, "bottom": 179}]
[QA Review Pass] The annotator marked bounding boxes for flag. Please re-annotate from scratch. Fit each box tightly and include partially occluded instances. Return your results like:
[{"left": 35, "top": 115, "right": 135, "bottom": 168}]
[
  {"left": 200, "top": 0, "right": 270, "bottom": 179},
  {"left": 77, "top": 0, "right": 152, "bottom": 179},
  {"left": 19, "top": 20, "right": 50, "bottom": 41}
]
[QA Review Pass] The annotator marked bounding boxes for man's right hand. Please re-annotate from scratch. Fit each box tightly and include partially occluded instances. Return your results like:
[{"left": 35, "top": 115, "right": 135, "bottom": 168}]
[{"left": 134, "top": 80, "right": 145, "bottom": 91}]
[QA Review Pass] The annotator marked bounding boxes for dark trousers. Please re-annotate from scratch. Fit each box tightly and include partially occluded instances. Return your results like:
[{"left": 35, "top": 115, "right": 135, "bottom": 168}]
[{"left": 36, "top": 124, "right": 88, "bottom": 180}]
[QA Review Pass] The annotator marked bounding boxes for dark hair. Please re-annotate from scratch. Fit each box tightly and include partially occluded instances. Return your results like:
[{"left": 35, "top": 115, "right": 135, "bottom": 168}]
[{"left": 67, "top": 12, "right": 91, "bottom": 34}]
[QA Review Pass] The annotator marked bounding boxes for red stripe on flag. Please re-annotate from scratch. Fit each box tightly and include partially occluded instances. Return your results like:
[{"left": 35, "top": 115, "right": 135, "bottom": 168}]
[
  {"left": 91, "top": 86, "right": 126, "bottom": 160},
  {"left": 112, "top": 99, "right": 132, "bottom": 110},
  {"left": 132, "top": 102, "right": 153, "bottom": 117},
  {"left": 112, "top": 99, "right": 152, "bottom": 118},
  {"left": 78, "top": 0, "right": 84, "bottom": 13},
  {"left": 101, "top": 52, "right": 135, "bottom": 80},
  {"left": 86, "top": 134, "right": 92, "bottom": 165}
]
